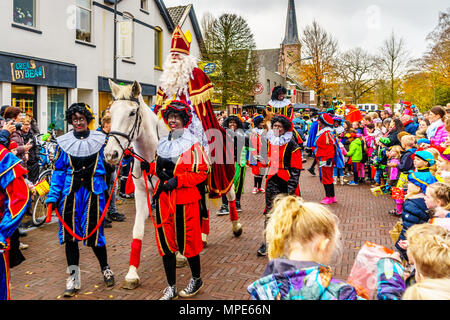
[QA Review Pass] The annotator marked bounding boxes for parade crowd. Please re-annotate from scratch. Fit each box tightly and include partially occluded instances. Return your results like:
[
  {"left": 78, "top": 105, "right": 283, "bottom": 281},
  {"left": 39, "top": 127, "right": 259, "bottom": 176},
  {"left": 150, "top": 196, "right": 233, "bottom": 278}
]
[{"left": 0, "top": 24, "right": 449, "bottom": 301}]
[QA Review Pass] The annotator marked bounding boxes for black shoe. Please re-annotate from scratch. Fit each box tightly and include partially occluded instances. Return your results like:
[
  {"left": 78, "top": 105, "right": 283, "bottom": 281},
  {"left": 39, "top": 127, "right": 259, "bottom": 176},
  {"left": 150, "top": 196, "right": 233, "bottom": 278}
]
[
  {"left": 307, "top": 167, "right": 316, "bottom": 176},
  {"left": 104, "top": 220, "right": 112, "bottom": 228},
  {"left": 257, "top": 243, "right": 267, "bottom": 256},
  {"left": 105, "top": 216, "right": 112, "bottom": 223},
  {"left": 102, "top": 266, "right": 115, "bottom": 287},
  {"left": 108, "top": 212, "right": 125, "bottom": 222},
  {"left": 216, "top": 205, "right": 229, "bottom": 216},
  {"left": 179, "top": 278, "right": 203, "bottom": 298},
  {"left": 236, "top": 202, "right": 242, "bottom": 212},
  {"left": 160, "top": 285, "right": 178, "bottom": 300}
]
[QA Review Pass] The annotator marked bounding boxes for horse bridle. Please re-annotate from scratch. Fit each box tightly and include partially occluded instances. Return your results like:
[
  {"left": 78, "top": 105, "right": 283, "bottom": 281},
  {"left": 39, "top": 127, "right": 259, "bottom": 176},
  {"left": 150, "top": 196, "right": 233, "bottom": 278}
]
[{"left": 108, "top": 97, "right": 142, "bottom": 153}]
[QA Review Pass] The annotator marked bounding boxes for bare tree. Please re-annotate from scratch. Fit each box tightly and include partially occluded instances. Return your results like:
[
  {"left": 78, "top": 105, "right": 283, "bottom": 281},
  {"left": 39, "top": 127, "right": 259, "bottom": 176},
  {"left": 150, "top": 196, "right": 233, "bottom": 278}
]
[
  {"left": 377, "top": 31, "right": 410, "bottom": 105},
  {"left": 299, "top": 20, "right": 339, "bottom": 109},
  {"left": 337, "top": 47, "right": 378, "bottom": 104}
]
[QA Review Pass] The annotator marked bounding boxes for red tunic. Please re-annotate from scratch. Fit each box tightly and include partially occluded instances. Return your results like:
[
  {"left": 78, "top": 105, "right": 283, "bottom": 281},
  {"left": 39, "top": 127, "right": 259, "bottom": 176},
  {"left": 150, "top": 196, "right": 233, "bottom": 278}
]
[
  {"left": 314, "top": 130, "right": 336, "bottom": 160},
  {"left": 150, "top": 143, "right": 208, "bottom": 258},
  {"left": 266, "top": 142, "right": 303, "bottom": 181},
  {"left": 155, "top": 68, "right": 235, "bottom": 199}
]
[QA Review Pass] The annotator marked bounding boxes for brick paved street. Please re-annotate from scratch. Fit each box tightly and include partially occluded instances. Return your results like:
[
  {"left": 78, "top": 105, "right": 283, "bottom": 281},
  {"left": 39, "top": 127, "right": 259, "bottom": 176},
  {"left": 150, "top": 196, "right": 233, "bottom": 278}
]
[{"left": 10, "top": 159, "right": 399, "bottom": 300}]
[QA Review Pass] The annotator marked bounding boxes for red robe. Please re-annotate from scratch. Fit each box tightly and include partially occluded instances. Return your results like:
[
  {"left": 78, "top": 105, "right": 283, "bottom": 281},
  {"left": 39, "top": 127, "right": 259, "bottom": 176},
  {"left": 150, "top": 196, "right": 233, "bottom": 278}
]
[
  {"left": 149, "top": 143, "right": 208, "bottom": 258},
  {"left": 155, "top": 68, "right": 235, "bottom": 199}
]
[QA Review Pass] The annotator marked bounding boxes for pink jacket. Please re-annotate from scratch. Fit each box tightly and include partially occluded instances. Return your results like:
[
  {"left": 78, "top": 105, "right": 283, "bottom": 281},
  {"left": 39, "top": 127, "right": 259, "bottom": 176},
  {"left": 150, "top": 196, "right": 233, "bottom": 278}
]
[{"left": 431, "top": 124, "right": 448, "bottom": 146}]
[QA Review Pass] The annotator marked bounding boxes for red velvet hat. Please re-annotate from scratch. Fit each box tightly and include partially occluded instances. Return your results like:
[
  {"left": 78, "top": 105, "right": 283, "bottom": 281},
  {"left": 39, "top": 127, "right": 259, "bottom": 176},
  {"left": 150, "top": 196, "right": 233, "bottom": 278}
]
[
  {"left": 319, "top": 113, "right": 334, "bottom": 127},
  {"left": 170, "top": 25, "right": 191, "bottom": 55}
]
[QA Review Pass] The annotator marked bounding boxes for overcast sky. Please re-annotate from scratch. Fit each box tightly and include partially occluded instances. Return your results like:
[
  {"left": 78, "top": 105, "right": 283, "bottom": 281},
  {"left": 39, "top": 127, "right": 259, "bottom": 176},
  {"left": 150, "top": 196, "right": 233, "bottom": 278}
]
[{"left": 164, "top": 0, "right": 448, "bottom": 59}]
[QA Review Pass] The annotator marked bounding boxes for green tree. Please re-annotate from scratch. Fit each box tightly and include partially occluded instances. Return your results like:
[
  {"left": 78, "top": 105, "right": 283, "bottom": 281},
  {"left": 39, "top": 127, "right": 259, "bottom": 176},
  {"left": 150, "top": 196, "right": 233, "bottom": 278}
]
[{"left": 201, "top": 13, "right": 259, "bottom": 108}]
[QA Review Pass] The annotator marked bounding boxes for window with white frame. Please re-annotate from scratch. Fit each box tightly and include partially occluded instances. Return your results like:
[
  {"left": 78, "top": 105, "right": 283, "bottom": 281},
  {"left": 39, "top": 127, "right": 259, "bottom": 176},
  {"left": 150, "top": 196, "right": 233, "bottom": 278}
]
[
  {"left": 76, "top": 0, "right": 92, "bottom": 42},
  {"left": 119, "top": 12, "right": 134, "bottom": 59},
  {"left": 13, "top": 0, "right": 36, "bottom": 27},
  {"left": 140, "top": 0, "right": 148, "bottom": 11}
]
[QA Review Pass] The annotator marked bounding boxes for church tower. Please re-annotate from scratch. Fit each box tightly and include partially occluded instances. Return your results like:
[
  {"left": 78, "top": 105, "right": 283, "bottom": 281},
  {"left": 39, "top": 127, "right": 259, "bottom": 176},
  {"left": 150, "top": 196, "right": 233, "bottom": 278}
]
[{"left": 279, "top": 0, "right": 302, "bottom": 80}]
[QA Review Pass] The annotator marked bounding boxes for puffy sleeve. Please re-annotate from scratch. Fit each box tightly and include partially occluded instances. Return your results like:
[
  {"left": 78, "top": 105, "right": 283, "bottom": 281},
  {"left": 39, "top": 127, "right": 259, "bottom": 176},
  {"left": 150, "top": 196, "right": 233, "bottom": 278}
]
[
  {"left": 45, "top": 146, "right": 69, "bottom": 204},
  {"left": 376, "top": 258, "right": 406, "bottom": 300},
  {"left": 177, "top": 144, "right": 208, "bottom": 188}
]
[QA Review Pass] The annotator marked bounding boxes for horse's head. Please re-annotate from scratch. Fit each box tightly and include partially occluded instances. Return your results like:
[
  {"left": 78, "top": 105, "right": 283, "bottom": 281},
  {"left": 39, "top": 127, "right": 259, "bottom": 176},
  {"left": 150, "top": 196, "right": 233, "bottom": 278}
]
[{"left": 104, "top": 79, "right": 143, "bottom": 165}]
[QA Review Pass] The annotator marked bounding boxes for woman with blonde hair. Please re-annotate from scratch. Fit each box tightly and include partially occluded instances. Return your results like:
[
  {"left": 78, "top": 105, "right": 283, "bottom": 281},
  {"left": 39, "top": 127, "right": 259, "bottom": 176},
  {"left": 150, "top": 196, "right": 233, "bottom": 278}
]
[{"left": 248, "top": 195, "right": 362, "bottom": 300}]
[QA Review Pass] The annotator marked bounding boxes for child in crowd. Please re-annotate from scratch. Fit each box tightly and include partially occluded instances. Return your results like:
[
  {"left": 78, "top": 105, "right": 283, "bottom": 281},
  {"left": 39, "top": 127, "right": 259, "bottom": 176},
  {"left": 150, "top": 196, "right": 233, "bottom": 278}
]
[
  {"left": 402, "top": 278, "right": 450, "bottom": 300},
  {"left": 377, "top": 223, "right": 450, "bottom": 300},
  {"left": 382, "top": 119, "right": 391, "bottom": 135},
  {"left": 424, "top": 182, "right": 450, "bottom": 219},
  {"left": 372, "top": 137, "right": 389, "bottom": 187},
  {"left": 346, "top": 133, "right": 363, "bottom": 186},
  {"left": 333, "top": 141, "right": 347, "bottom": 185},
  {"left": 436, "top": 147, "right": 450, "bottom": 183},
  {"left": 247, "top": 195, "right": 363, "bottom": 300},
  {"left": 395, "top": 170, "right": 437, "bottom": 261},
  {"left": 352, "top": 121, "right": 363, "bottom": 135},
  {"left": 387, "top": 145, "right": 402, "bottom": 189},
  {"left": 8, "top": 141, "right": 18, "bottom": 156}
]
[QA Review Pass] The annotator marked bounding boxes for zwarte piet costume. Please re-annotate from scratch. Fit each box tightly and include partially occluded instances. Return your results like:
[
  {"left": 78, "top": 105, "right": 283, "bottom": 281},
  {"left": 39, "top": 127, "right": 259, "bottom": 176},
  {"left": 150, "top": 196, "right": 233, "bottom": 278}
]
[
  {"left": 150, "top": 101, "right": 208, "bottom": 300},
  {"left": 0, "top": 146, "right": 30, "bottom": 300}
]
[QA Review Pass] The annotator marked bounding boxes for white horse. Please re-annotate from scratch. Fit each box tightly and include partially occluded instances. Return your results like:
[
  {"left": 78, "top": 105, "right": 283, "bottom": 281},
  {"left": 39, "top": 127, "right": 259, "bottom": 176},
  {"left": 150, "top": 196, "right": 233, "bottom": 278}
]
[{"left": 104, "top": 80, "right": 177, "bottom": 289}]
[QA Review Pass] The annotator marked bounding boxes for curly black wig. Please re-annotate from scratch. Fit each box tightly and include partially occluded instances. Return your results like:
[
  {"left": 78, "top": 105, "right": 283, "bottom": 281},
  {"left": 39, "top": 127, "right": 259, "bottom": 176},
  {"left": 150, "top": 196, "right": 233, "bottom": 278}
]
[
  {"left": 271, "top": 115, "right": 292, "bottom": 132},
  {"left": 223, "top": 115, "right": 243, "bottom": 129},
  {"left": 66, "top": 103, "right": 94, "bottom": 125},
  {"left": 161, "top": 101, "right": 192, "bottom": 127},
  {"left": 271, "top": 86, "right": 287, "bottom": 101}
]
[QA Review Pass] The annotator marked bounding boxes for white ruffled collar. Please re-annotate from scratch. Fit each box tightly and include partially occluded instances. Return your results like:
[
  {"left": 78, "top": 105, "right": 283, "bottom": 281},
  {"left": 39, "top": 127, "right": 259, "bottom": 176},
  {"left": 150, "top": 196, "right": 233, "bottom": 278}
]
[
  {"left": 57, "top": 131, "right": 106, "bottom": 157},
  {"left": 252, "top": 128, "right": 265, "bottom": 136},
  {"left": 157, "top": 129, "right": 197, "bottom": 158},
  {"left": 268, "top": 99, "right": 292, "bottom": 109},
  {"left": 266, "top": 130, "right": 293, "bottom": 146}
]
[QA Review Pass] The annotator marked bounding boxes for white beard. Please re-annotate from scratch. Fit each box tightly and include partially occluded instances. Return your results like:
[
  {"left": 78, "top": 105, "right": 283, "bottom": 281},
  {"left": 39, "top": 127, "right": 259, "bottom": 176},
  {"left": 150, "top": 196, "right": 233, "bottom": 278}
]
[{"left": 159, "top": 53, "right": 198, "bottom": 98}]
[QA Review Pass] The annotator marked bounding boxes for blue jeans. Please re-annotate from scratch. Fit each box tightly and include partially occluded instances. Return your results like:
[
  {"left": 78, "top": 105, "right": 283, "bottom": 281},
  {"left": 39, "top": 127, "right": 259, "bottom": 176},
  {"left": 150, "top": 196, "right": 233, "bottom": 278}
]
[
  {"left": 374, "top": 168, "right": 383, "bottom": 184},
  {"left": 333, "top": 167, "right": 344, "bottom": 177}
]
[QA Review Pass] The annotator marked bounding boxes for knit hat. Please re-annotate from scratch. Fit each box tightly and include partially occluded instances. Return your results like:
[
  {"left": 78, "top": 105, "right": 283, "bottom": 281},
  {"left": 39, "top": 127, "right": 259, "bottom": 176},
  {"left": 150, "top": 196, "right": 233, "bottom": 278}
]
[
  {"left": 8, "top": 141, "right": 18, "bottom": 150},
  {"left": 414, "top": 150, "right": 435, "bottom": 166},
  {"left": 417, "top": 138, "right": 430, "bottom": 145},
  {"left": 379, "top": 137, "right": 391, "bottom": 146},
  {"left": 408, "top": 171, "right": 438, "bottom": 194},
  {"left": 319, "top": 113, "right": 334, "bottom": 127}
]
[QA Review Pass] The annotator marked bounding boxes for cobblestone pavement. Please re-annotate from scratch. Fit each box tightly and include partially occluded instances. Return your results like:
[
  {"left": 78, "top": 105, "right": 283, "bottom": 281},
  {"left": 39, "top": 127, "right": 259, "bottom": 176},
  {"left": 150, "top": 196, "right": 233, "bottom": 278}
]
[{"left": 10, "top": 159, "right": 399, "bottom": 300}]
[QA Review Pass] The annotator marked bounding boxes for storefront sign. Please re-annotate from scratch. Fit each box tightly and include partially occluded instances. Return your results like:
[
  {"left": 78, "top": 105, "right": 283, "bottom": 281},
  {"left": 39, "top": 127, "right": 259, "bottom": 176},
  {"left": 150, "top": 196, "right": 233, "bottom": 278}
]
[
  {"left": 10, "top": 60, "right": 45, "bottom": 82},
  {"left": 0, "top": 52, "right": 76, "bottom": 88}
]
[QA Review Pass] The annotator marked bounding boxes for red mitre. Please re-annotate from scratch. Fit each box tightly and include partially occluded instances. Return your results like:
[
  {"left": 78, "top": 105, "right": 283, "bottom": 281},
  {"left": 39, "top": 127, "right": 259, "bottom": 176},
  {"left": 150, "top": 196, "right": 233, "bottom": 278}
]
[{"left": 171, "top": 25, "right": 191, "bottom": 55}]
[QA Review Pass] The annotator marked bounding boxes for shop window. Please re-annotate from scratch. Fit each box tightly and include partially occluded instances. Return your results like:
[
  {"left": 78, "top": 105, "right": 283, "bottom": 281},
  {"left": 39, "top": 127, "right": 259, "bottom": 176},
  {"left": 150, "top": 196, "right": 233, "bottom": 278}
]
[
  {"left": 47, "top": 88, "right": 67, "bottom": 137},
  {"left": 98, "top": 92, "right": 113, "bottom": 121},
  {"left": 11, "top": 85, "right": 36, "bottom": 121},
  {"left": 13, "top": 0, "right": 36, "bottom": 27},
  {"left": 76, "top": 0, "right": 92, "bottom": 42},
  {"left": 154, "top": 27, "right": 163, "bottom": 70}
]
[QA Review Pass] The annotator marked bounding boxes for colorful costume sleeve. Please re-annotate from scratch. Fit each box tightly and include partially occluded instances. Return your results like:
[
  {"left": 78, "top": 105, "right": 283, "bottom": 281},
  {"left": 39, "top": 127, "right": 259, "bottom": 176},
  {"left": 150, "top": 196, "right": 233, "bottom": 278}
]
[
  {"left": 0, "top": 148, "right": 30, "bottom": 249},
  {"left": 376, "top": 258, "right": 406, "bottom": 300},
  {"left": 177, "top": 144, "right": 209, "bottom": 188},
  {"left": 45, "top": 146, "right": 68, "bottom": 205}
]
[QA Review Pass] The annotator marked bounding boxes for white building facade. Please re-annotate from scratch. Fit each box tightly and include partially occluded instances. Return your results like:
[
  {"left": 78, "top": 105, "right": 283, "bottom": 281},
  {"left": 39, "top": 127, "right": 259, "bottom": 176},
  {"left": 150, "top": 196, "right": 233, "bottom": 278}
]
[{"left": 0, "top": 0, "right": 202, "bottom": 135}]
